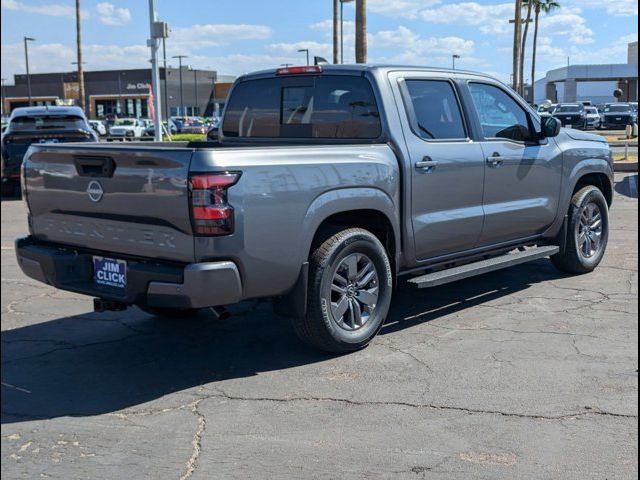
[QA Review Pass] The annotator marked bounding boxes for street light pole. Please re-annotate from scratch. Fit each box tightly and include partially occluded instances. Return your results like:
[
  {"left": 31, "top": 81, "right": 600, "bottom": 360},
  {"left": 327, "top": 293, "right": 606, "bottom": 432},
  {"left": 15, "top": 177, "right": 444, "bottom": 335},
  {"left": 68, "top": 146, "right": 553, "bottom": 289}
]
[
  {"left": 162, "top": 36, "right": 169, "bottom": 118},
  {"left": 24, "top": 37, "right": 35, "bottom": 106},
  {"left": 192, "top": 68, "right": 198, "bottom": 116},
  {"left": 148, "top": 0, "right": 163, "bottom": 141},
  {"left": 172, "top": 55, "right": 187, "bottom": 116},
  {"left": 452, "top": 54, "right": 460, "bottom": 70},
  {"left": 1, "top": 78, "right": 6, "bottom": 117},
  {"left": 298, "top": 49, "right": 309, "bottom": 66}
]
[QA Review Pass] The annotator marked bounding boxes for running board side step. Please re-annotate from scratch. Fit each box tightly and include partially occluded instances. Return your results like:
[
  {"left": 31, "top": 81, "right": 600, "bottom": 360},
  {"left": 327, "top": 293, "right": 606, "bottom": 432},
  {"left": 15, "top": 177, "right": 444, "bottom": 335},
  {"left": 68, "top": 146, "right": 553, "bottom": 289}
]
[{"left": 408, "top": 245, "right": 560, "bottom": 289}]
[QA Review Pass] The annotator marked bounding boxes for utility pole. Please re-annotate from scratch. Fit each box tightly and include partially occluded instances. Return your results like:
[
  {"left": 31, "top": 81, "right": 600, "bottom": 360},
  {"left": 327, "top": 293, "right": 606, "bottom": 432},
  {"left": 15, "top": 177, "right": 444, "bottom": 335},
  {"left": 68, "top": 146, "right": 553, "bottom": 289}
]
[
  {"left": 24, "top": 37, "right": 35, "bottom": 106},
  {"left": 172, "top": 55, "right": 187, "bottom": 116},
  {"left": 75, "top": 0, "right": 86, "bottom": 113},
  {"left": 333, "top": 0, "right": 339, "bottom": 64},
  {"left": 148, "top": 0, "right": 165, "bottom": 141},
  {"left": 355, "top": 0, "right": 367, "bottom": 63},
  {"left": 510, "top": 0, "right": 523, "bottom": 94}
]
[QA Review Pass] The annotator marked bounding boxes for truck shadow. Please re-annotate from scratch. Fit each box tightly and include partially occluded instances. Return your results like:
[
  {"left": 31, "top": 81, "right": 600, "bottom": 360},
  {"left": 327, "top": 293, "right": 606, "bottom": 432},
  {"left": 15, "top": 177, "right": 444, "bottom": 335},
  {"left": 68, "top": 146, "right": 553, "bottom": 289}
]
[{"left": 1, "top": 259, "right": 566, "bottom": 424}]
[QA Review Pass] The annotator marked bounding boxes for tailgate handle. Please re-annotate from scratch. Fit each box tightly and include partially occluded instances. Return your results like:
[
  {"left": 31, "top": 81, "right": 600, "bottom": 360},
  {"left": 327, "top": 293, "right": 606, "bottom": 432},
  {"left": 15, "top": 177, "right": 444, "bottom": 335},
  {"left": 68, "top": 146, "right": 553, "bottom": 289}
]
[{"left": 74, "top": 156, "right": 116, "bottom": 178}]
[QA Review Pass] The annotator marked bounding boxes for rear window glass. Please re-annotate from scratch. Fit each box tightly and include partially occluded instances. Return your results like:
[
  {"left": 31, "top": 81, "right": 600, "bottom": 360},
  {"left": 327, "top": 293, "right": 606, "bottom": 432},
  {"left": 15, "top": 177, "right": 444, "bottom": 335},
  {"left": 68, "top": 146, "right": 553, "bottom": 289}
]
[
  {"left": 10, "top": 115, "right": 86, "bottom": 131},
  {"left": 556, "top": 105, "right": 581, "bottom": 113},
  {"left": 605, "top": 105, "right": 631, "bottom": 112},
  {"left": 222, "top": 75, "right": 381, "bottom": 139}
]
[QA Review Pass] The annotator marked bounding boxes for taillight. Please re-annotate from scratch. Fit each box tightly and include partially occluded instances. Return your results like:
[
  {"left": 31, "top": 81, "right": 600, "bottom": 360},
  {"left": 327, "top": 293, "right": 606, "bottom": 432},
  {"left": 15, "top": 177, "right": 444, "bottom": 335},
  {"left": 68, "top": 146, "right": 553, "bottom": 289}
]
[{"left": 189, "top": 172, "right": 241, "bottom": 236}]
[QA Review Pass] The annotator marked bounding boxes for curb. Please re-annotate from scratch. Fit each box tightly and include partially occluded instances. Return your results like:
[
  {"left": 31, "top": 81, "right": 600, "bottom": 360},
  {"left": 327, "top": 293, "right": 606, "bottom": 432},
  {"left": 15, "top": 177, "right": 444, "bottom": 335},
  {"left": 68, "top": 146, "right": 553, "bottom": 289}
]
[{"left": 613, "top": 162, "right": 638, "bottom": 172}]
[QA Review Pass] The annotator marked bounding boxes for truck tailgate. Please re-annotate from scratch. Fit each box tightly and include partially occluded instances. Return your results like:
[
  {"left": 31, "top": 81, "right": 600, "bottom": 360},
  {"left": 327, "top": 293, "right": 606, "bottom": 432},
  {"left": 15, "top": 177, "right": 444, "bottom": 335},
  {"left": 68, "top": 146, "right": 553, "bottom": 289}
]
[{"left": 23, "top": 144, "right": 196, "bottom": 263}]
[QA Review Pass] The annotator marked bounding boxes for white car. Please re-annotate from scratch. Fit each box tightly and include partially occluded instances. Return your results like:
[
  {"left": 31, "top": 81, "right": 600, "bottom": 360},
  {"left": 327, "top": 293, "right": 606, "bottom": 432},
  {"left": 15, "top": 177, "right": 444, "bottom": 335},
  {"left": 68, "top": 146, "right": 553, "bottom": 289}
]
[
  {"left": 88, "top": 120, "right": 107, "bottom": 136},
  {"left": 584, "top": 107, "right": 601, "bottom": 130},
  {"left": 109, "top": 119, "right": 146, "bottom": 138}
]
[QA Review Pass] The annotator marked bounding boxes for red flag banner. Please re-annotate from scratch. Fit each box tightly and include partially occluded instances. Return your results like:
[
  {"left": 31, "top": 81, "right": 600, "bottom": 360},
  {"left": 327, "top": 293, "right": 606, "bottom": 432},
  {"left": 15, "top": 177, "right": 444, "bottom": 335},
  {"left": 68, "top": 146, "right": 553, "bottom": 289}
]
[{"left": 147, "top": 84, "right": 155, "bottom": 122}]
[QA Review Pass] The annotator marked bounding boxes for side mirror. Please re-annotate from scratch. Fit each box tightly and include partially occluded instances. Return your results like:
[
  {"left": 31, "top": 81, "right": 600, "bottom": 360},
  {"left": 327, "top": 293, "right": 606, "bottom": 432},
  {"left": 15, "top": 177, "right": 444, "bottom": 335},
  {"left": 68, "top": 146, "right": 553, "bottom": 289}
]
[{"left": 541, "top": 116, "right": 561, "bottom": 138}]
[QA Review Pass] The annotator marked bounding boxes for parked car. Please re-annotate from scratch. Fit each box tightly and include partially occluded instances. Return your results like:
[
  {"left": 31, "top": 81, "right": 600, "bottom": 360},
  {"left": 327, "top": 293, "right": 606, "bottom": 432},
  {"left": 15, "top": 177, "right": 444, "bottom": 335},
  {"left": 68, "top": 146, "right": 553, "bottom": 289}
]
[
  {"left": 108, "top": 118, "right": 146, "bottom": 138},
  {"left": 2, "top": 106, "right": 97, "bottom": 195},
  {"left": 16, "top": 65, "right": 613, "bottom": 353},
  {"left": 181, "top": 121, "right": 208, "bottom": 135},
  {"left": 601, "top": 103, "right": 637, "bottom": 130},
  {"left": 554, "top": 103, "right": 587, "bottom": 129},
  {"left": 537, "top": 103, "right": 556, "bottom": 118},
  {"left": 145, "top": 119, "right": 178, "bottom": 137},
  {"left": 584, "top": 107, "right": 601, "bottom": 130},
  {"left": 89, "top": 120, "right": 107, "bottom": 136}
]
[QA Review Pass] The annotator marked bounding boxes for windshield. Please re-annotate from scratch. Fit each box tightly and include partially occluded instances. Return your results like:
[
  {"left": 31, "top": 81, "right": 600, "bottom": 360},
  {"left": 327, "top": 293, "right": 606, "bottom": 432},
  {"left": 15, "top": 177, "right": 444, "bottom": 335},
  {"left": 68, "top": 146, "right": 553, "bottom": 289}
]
[
  {"left": 605, "top": 105, "right": 631, "bottom": 112},
  {"left": 585, "top": 108, "right": 598, "bottom": 114},
  {"left": 10, "top": 114, "right": 86, "bottom": 131},
  {"left": 556, "top": 105, "right": 581, "bottom": 113},
  {"left": 115, "top": 119, "right": 136, "bottom": 126}
]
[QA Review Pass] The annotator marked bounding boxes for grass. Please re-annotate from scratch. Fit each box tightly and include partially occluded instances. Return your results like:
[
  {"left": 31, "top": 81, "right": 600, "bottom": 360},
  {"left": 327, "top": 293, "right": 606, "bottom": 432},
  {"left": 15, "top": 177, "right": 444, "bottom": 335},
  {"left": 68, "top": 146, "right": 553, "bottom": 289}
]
[
  {"left": 164, "top": 133, "right": 206, "bottom": 142},
  {"left": 613, "top": 153, "right": 638, "bottom": 162}
]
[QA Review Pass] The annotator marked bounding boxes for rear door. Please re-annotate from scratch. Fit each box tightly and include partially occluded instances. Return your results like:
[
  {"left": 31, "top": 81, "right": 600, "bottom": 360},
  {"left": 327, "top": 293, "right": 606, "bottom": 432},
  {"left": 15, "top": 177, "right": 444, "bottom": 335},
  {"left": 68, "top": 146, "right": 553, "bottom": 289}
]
[
  {"left": 24, "top": 144, "right": 196, "bottom": 262},
  {"left": 465, "top": 81, "right": 562, "bottom": 246},
  {"left": 389, "top": 72, "right": 486, "bottom": 260}
]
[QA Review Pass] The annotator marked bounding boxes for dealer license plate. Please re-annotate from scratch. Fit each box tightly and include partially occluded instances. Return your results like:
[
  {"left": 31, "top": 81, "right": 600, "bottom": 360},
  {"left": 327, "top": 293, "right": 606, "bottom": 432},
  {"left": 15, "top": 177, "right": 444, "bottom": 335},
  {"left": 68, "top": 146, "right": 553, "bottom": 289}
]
[{"left": 93, "top": 256, "right": 127, "bottom": 289}]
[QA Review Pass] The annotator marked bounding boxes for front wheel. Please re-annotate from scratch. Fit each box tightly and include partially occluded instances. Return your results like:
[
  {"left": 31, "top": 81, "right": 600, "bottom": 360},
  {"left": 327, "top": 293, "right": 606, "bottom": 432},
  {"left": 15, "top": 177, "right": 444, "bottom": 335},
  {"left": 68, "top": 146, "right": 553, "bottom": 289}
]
[
  {"left": 292, "top": 228, "right": 393, "bottom": 353},
  {"left": 551, "top": 186, "right": 609, "bottom": 274}
]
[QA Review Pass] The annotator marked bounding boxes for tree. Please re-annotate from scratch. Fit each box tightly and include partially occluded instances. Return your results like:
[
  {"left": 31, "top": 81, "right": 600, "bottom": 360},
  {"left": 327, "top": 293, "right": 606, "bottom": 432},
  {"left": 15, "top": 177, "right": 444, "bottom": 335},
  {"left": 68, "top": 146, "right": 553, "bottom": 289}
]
[
  {"left": 530, "top": 0, "right": 560, "bottom": 100},
  {"left": 519, "top": 0, "right": 534, "bottom": 97},
  {"left": 355, "top": 0, "right": 367, "bottom": 63},
  {"left": 75, "top": 0, "right": 85, "bottom": 113},
  {"left": 333, "top": 0, "right": 339, "bottom": 64},
  {"left": 512, "top": 0, "right": 523, "bottom": 92}
]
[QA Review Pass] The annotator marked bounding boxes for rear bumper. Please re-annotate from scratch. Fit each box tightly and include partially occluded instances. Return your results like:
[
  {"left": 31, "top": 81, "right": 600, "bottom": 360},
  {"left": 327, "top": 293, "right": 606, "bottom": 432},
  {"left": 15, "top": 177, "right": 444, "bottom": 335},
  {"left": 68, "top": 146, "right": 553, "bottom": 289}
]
[{"left": 15, "top": 236, "right": 243, "bottom": 309}]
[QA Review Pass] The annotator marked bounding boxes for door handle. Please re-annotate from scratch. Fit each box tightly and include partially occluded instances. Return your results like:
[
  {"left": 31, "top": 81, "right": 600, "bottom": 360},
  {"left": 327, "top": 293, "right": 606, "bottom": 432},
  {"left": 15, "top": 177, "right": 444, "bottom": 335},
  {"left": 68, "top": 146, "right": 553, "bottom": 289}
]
[
  {"left": 415, "top": 157, "right": 438, "bottom": 171},
  {"left": 486, "top": 153, "right": 504, "bottom": 168}
]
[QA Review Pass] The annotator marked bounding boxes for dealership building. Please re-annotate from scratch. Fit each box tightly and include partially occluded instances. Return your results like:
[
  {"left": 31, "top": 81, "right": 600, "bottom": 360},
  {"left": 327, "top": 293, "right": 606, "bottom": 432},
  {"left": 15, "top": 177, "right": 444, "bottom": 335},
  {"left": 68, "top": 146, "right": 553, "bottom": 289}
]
[
  {"left": 1, "top": 67, "right": 236, "bottom": 119},
  {"left": 533, "top": 41, "right": 638, "bottom": 105}
]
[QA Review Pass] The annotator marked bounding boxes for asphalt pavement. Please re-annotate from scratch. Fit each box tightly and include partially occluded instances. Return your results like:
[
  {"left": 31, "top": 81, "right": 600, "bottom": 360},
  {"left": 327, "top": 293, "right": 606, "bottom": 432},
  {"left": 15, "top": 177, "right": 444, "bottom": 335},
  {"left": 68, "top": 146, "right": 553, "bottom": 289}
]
[{"left": 1, "top": 174, "right": 638, "bottom": 479}]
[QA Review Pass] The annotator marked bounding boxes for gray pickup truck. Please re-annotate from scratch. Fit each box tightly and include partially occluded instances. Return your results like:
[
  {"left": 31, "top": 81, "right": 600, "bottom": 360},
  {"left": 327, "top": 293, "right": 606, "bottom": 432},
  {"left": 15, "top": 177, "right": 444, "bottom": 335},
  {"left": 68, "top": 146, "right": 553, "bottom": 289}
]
[{"left": 16, "top": 64, "right": 613, "bottom": 353}]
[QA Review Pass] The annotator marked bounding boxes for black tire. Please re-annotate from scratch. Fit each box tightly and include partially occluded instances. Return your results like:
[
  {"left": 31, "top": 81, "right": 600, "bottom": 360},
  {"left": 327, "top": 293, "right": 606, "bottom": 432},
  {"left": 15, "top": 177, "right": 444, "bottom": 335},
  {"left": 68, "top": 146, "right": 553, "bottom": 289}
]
[
  {"left": 292, "top": 228, "right": 393, "bottom": 353},
  {"left": 551, "top": 185, "right": 609, "bottom": 274},
  {"left": 137, "top": 305, "right": 200, "bottom": 319}
]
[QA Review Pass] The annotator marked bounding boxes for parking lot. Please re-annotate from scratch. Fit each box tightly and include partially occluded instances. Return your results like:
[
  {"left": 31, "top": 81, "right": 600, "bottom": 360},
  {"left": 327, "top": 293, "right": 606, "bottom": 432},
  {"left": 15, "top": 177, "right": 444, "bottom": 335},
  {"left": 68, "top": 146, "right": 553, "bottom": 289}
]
[{"left": 1, "top": 174, "right": 637, "bottom": 479}]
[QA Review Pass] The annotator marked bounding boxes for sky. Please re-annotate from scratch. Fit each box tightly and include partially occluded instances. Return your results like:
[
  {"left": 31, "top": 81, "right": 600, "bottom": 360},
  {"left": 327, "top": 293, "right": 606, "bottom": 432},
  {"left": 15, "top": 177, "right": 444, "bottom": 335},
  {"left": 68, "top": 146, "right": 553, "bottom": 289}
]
[{"left": 0, "top": 0, "right": 638, "bottom": 85}]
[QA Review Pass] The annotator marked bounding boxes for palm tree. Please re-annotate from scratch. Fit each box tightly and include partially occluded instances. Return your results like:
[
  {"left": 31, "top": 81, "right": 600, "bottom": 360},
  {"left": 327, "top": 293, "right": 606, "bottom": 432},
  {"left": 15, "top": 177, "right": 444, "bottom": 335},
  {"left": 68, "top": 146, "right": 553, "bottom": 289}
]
[
  {"left": 355, "top": 0, "right": 367, "bottom": 63},
  {"left": 530, "top": 0, "right": 560, "bottom": 99},
  {"left": 519, "top": 0, "right": 534, "bottom": 96},
  {"left": 75, "top": 0, "right": 85, "bottom": 112}
]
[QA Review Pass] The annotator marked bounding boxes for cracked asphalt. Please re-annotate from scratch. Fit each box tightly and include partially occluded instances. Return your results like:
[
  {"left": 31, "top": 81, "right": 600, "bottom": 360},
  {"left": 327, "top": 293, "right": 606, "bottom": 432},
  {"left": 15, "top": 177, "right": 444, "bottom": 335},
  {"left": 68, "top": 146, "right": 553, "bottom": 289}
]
[{"left": 1, "top": 173, "right": 638, "bottom": 479}]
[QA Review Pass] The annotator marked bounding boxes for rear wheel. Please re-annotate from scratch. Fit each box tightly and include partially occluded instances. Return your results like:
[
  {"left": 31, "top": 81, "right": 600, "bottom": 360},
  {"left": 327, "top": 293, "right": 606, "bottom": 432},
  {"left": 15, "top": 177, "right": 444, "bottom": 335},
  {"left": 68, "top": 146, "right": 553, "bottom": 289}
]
[
  {"left": 551, "top": 185, "right": 609, "bottom": 274},
  {"left": 292, "top": 228, "right": 393, "bottom": 353}
]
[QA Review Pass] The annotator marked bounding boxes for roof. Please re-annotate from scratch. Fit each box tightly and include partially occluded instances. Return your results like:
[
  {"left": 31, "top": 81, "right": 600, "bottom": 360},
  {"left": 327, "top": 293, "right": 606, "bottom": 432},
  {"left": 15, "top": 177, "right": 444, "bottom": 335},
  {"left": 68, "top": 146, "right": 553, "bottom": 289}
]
[
  {"left": 9, "top": 105, "right": 86, "bottom": 119},
  {"left": 239, "top": 63, "right": 497, "bottom": 81}
]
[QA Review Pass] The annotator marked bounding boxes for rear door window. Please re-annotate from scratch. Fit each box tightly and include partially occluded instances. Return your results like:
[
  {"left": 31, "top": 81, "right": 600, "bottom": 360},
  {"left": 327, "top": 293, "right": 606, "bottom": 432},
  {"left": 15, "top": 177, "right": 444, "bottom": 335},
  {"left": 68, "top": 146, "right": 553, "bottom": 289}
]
[
  {"left": 222, "top": 75, "right": 381, "bottom": 139},
  {"left": 405, "top": 80, "right": 467, "bottom": 140}
]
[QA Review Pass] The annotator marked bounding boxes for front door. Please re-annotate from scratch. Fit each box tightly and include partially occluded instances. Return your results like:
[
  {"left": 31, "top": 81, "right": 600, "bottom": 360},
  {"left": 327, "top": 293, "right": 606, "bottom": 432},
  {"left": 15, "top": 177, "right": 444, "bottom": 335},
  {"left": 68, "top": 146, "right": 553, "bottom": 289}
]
[
  {"left": 392, "top": 74, "right": 486, "bottom": 260},
  {"left": 466, "top": 81, "right": 562, "bottom": 246}
]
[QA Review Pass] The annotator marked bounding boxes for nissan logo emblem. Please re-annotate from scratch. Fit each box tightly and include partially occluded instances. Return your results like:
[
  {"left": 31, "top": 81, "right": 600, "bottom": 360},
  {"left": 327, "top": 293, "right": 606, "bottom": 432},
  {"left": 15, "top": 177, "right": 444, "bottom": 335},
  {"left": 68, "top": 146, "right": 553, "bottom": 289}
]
[{"left": 86, "top": 180, "right": 104, "bottom": 202}]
